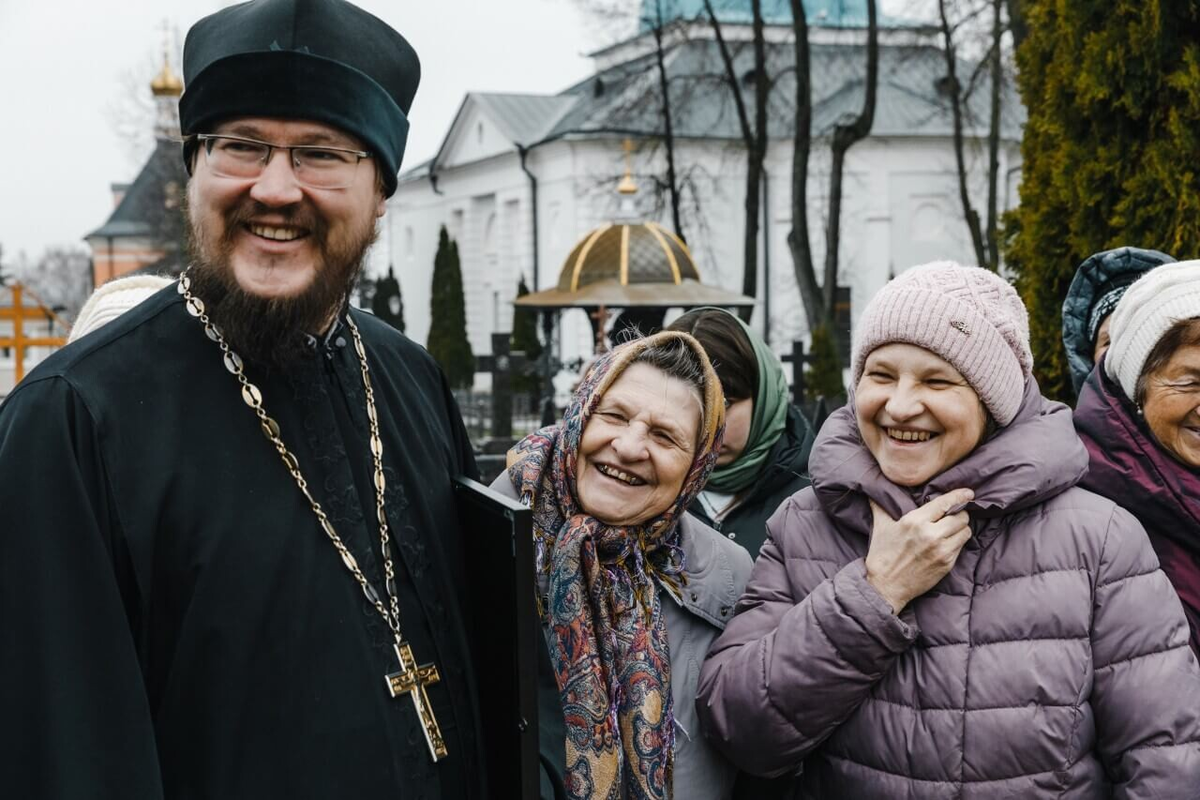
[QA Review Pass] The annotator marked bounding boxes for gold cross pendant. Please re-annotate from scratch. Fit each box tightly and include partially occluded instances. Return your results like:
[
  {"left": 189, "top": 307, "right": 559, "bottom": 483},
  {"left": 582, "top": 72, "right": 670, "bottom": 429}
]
[{"left": 385, "top": 640, "right": 449, "bottom": 762}]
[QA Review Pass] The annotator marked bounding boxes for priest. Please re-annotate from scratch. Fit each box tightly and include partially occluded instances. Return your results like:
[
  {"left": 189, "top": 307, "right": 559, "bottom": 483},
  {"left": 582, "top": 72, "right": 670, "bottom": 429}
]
[{"left": 0, "top": 1, "right": 488, "bottom": 797}]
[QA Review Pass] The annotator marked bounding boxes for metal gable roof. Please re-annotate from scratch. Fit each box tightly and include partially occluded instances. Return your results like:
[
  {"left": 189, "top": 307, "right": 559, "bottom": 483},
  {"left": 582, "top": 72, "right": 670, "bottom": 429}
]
[
  {"left": 87, "top": 138, "right": 189, "bottom": 240},
  {"left": 469, "top": 93, "right": 580, "bottom": 146},
  {"left": 402, "top": 33, "right": 1023, "bottom": 182},
  {"left": 637, "top": 0, "right": 921, "bottom": 31},
  {"left": 547, "top": 39, "right": 1024, "bottom": 142}
]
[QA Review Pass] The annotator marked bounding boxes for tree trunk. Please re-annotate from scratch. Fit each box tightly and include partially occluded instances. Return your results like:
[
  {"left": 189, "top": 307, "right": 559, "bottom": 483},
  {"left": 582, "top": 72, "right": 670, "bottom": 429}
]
[
  {"left": 1006, "top": 0, "right": 1028, "bottom": 51},
  {"left": 787, "top": 0, "right": 822, "bottom": 328},
  {"left": 985, "top": 0, "right": 1003, "bottom": 270},
  {"left": 938, "top": 0, "right": 988, "bottom": 269},
  {"left": 652, "top": 0, "right": 686, "bottom": 241},
  {"left": 745, "top": 0, "right": 769, "bottom": 318},
  {"left": 823, "top": 0, "right": 878, "bottom": 324},
  {"left": 704, "top": 0, "right": 768, "bottom": 321}
]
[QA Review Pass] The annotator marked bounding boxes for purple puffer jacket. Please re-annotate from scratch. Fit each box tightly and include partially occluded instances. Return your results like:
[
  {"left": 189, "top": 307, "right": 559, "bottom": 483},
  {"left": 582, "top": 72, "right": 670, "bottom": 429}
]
[
  {"left": 697, "top": 379, "right": 1200, "bottom": 798},
  {"left": 1075, "top": 364, "right": 1200, "bottom": 659}
]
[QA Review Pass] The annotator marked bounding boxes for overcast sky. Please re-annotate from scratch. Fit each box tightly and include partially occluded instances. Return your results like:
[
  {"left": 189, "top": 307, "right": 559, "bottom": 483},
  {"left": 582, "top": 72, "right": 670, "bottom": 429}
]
[{"left": 0, "top": 0, "right": 605, "bottom": 263}]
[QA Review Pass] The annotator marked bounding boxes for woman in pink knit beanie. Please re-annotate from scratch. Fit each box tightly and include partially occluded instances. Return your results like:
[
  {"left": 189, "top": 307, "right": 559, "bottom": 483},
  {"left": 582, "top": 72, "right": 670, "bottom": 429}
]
[{"left": 697, "top": 261, "right": 1200, "bottom": 798}]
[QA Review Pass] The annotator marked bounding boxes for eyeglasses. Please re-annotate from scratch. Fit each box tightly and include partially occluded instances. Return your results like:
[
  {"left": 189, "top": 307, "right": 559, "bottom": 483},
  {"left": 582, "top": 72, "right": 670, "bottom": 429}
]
[{"left": 192, "top": 133, "right": 372, "bottom": 190}]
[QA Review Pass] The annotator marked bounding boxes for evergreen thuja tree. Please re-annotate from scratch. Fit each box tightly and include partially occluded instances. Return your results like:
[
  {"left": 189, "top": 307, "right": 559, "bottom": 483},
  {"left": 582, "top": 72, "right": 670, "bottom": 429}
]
[
  {"left": 371, "top": 266, "right": 406, "bottom": 333},
  {"left": 1004, "top": 0, "right": 1200, "bottom": 401},
  {"left": 427, "top": 227, "right": 475, "bottom": 388},
  {"left": 510, "top": 276, "right": 543, "bottom": 395},
  {"left": 805, "top": 323, "right": 846, "bottom": 404}
]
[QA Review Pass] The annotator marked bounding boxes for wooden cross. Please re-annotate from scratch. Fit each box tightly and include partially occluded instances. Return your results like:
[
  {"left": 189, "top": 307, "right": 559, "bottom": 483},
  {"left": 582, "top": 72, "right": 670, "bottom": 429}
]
[
  {"left": 589, "top": 304, "right": 611, "bottom": 354},
  {"left": 384, "top": 639, "right": 448, "bottom": 762},
  {"left": 475, "top": 332, "right": 530, "bottom": 440},
  {"left": 0, "top": 283, "right": 67, "bottom": 384}
]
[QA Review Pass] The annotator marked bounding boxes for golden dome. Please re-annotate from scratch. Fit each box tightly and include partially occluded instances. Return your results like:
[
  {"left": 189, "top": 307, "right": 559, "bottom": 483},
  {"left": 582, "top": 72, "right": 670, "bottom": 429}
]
[
  {"left": 557, "top": 222, "right": 699, "bottom": 292},
  {"left": 150, "top": 58, "right": 183, "bottom": 97},
  {"left": 513, "top": 138, "right": 753, "bottom": 311}
]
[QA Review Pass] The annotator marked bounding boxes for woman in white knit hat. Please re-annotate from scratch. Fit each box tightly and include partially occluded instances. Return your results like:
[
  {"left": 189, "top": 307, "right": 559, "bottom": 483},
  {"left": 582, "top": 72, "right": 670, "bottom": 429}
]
[{"left": 1074, "top": 259, "right": 1200, "bottom": 658}]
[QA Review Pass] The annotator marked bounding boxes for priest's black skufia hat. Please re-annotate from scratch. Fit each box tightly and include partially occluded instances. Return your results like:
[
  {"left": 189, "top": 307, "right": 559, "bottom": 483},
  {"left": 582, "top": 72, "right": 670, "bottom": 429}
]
[{"left": 179, "top": 0, "right": 419, "bottom": 196}]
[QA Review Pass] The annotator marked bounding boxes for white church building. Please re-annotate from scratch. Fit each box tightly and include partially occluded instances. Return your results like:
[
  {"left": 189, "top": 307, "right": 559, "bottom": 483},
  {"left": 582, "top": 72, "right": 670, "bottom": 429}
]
[{"left": 386, "top": 0, "right": 1023, "bottom": 370}]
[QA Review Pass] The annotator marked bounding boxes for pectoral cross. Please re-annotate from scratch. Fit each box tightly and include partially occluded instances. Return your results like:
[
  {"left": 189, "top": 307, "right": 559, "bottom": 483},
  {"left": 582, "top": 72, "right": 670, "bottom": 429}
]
[{"left": 385, "top": 640, "right": 448, "bottom": 761}]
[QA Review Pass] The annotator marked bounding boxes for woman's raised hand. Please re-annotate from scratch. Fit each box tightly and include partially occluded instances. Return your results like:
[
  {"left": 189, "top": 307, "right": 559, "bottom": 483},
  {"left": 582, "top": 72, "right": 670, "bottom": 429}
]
[{"left": 864, "top": 488, "right": 974, "bottom": 614}]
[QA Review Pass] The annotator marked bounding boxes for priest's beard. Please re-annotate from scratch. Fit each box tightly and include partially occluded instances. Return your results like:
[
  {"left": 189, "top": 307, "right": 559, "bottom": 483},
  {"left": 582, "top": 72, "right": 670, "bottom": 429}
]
[{"left": 185, "top": 197, "right": 378, "bottom": 372}]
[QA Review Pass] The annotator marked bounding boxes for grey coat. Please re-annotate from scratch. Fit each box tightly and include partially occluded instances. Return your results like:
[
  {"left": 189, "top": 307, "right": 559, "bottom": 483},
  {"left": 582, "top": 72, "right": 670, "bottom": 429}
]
[
  {"left": 697, "top": 380, "right": 1200, "bottom": 798},
  {"left": 490, "top": 474, "right": 753, "bottom": 800}
]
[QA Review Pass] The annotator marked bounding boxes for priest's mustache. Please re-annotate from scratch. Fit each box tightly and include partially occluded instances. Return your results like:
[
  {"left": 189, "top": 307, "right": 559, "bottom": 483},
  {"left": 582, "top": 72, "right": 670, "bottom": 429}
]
[{"left": 221, "top": 200, "right": 326, "bottom": 245}]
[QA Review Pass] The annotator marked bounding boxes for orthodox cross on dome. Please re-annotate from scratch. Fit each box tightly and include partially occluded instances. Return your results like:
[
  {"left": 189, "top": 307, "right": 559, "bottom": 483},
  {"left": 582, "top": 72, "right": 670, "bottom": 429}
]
[
  {"left": 615, "top": 138, "right": 640, "bottom": 222},
  {"left": 151, "top": 19, "right": 183, "bottom": 141},
  {"left": 589, "top": 305, "right": 611, "bottom": 353},
  {"left": 618, "top": 138, "right": 638, "bottom": 195}
]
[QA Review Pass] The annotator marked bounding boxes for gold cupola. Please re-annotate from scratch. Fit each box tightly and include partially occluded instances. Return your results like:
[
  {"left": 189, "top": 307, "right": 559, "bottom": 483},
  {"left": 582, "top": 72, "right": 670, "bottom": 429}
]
[
  {"left": 150, "top": 56, "right": 183, "bottom": 98},
  {"left": 515, "top": 139, "right": 753, "bottom": 318}
]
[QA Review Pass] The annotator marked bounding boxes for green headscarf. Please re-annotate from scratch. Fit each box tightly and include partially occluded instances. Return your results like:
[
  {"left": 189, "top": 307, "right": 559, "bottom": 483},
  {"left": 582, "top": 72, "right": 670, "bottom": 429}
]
[{"left": 695, "top": 308, "right": 789, "bottom": 493}]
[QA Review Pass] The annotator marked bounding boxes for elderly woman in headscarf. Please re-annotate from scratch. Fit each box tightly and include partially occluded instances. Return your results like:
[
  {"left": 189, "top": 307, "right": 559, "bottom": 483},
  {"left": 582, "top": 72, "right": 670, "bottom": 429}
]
[
  {"left": 492, "top": 331, "right": 752, "bottom": 800},
  {"left": 1075, "top": 260, "right": 1200, "bottom": 658},
  {"left": 697, "top": 262, "right": 1200, "bottom": 798},
  {"left": 1061, "top": 246, "right": 1174, "bottom": 397},
  {"left": 666, "top": 308, "right": 815, "bottom": 560}
]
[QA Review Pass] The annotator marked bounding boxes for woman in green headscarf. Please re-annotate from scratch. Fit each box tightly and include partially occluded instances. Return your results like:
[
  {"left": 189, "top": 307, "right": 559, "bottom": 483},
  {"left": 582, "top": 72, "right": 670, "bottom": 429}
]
[{"left": 667, "top": 308, "right": 816, "bottom": 558}]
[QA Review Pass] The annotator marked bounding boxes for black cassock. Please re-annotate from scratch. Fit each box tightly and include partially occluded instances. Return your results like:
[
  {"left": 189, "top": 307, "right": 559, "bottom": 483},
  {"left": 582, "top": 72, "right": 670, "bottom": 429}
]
[{"left": 0, "top": 287, "right": 486, "bottom": 799}]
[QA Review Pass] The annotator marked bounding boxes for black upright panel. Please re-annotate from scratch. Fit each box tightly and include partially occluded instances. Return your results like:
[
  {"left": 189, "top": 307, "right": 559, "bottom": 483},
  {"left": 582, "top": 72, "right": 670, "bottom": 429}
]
[{"left": 453, "top": 476, "right": 539, "bottom": 800}]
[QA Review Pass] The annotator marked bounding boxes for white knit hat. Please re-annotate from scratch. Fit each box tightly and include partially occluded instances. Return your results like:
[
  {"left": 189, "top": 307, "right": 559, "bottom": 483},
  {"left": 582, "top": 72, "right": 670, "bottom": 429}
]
[
  {"left": 1104, "top": 259, "right": 1200, "bottom": 400},
  {"left": 69, "top": 274, "right": 173, "bottom": 343}
]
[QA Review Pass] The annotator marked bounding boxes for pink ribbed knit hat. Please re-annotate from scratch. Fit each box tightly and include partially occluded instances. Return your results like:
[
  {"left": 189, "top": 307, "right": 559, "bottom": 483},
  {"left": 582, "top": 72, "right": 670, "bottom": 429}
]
[{"left": 851, "top": 261, "right": 1033, "bottom": 426}]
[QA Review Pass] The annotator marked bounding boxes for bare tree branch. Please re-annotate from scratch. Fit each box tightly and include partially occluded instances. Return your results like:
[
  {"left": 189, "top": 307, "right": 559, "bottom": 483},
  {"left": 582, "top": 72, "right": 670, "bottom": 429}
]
[
  {"left": 1007, "top": 0, "right": 1029, "bottom": 51},
  {"left": 702, "top": 0, "right": 770, "bottom": 320},
  {"left": 938, "top": 0, "right": 988, "bottom": 269},
  {"left": 787, "top": 0, "right": 821, "bottom": 329},
  {"left": 986, "top": 0, "right": 1003, "bottom": 269},
  {"left": 823, "top": 0, "right": 879, "bottom": 323},
  {"left": 650, "top": 0, "right": 686, "bottom": 240}
]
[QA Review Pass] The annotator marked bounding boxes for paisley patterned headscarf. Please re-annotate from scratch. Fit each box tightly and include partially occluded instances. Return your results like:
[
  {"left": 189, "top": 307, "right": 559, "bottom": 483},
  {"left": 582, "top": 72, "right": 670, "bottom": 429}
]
[{"left": 508, "top": 331, "right": 725, "bottom": 800}]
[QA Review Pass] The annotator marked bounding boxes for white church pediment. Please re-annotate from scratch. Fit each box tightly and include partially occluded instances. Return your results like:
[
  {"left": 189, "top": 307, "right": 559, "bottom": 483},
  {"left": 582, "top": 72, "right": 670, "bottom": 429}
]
[
  {"left": 437, "top": 99, "right": 510, "bottom": 168},
  {"left": 434, "top": 93, "right": 579, "bottom": 171}
]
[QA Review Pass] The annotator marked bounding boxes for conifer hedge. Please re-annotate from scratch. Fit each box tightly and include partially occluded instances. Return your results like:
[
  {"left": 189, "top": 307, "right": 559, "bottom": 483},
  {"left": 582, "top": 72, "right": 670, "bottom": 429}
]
[
  {"left": 1005, "top": 1, "right": 1200, "bottom": 401},
  {"left": 806, "top": 323, "right": 846, "bottom": 405},
  {"left": 510, "top": 276, "right": 543, "bottom": 394},
  {"left": 370, "top": 266, "right": 406, "bottom": 334},
  {"left": 427, "top": 227, "right": 475, "bottom": 389}
]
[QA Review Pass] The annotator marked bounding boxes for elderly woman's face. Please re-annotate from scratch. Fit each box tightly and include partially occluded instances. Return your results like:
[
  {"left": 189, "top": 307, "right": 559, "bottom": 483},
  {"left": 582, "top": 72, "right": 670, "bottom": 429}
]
[
  {"left": 1093, "top": 315, "right": 1113, "bottom": 364},
  {"left": 1142, "top": 341, "right": 1200, "bottom": 468},
  {"left": 856, "top": 343, "right": 988, "bottom": 487},
  {"left": 577, "top": 362, "right": 701, "bottom": 526}
]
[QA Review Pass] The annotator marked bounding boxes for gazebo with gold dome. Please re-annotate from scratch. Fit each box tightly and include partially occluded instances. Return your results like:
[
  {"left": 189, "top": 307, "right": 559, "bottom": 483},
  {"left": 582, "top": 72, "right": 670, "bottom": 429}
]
[{"left": 516, "top": 144, "right": 753, "bottom": 352}]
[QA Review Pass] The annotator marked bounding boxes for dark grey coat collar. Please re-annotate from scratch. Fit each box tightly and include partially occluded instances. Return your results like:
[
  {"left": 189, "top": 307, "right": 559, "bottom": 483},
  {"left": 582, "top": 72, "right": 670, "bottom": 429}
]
[{"left": 668, "top": 514, "right": 749, "bottom": 630}]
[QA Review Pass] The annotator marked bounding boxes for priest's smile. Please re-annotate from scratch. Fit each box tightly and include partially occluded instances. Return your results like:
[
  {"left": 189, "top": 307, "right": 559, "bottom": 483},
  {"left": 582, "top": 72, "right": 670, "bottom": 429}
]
[{"left": 246, "top": 222, "right": 310, "bottom": 243}]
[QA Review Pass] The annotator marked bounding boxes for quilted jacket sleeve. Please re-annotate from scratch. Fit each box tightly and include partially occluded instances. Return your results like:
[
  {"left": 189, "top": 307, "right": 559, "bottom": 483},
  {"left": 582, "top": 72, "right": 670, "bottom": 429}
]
[
  {"left": 695, "top": 498, "right": 919, "bottom": 778},
  {"left": 1090, "top": 504, "right": 1200, "bottom": 798}
]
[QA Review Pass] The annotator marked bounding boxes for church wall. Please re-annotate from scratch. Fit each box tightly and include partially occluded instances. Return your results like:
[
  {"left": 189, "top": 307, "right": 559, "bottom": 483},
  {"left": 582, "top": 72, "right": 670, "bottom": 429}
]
[
  {"left": 390, "top": 150, "right": 543, "bottom": 367},
  {"left": 85, "top": 237, "right": 166, "bottom": 287},
  {"left": 391, "top": 126, "right": 1020, "bottom": 393}
]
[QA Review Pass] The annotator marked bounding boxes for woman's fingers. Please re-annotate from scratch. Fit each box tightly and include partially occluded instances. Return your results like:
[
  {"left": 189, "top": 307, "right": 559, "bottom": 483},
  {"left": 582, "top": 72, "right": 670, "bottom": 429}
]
[
  {"left": 915, "top": 488, "right": 975, "bottom": 523},
  {"left": 932, "top": 510, "right": 972, "bottom": 538}
]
